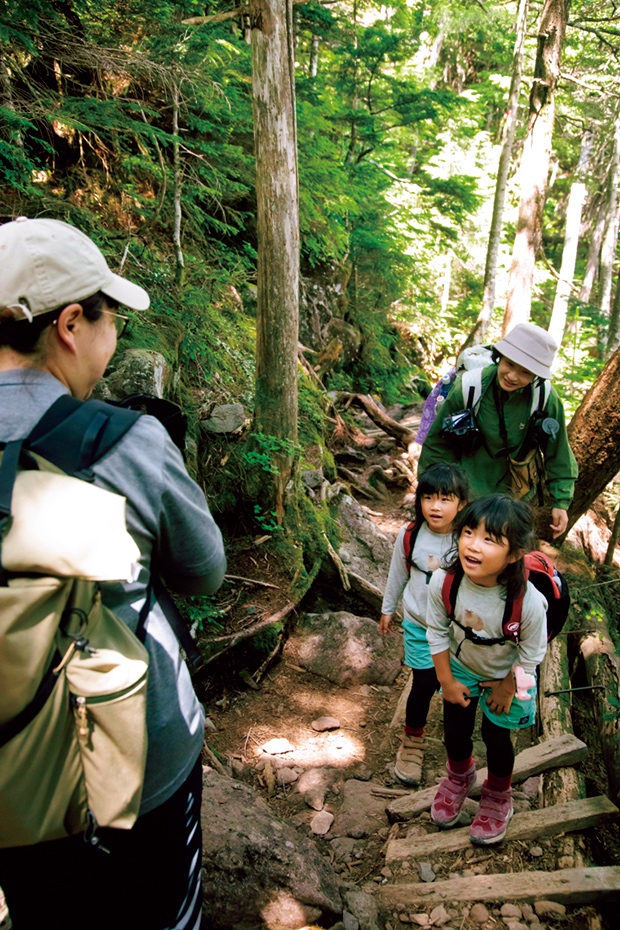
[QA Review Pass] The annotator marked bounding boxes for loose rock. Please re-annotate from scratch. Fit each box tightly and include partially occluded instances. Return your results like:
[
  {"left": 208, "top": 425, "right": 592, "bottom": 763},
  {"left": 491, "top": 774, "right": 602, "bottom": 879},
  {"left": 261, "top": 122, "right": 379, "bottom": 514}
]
[
  {"left": 417, "top": 862, "right": 436, "bottom": 883},
  {"left": 311, "top": 810, "right": 335, "bottom": 835},
  {"left": 429, "top": 904, "right": 450, "bottom": 926},
  {"left": 312, "top": 716, "right": 341, "bottom": 731},
  {"left": 501, "top": 904, "right": 522, "bottom": 919},
  {"left": 534, "top": 902, "right": 566, "bottom": 918},
  {"left": 261, "top": 737, "right": 294, "bottom": 755},
  {"left": 277, "top": 767, "right": 299, "bottom": 785},
  {"left": 529, "top": 846, "right": 544, "bottom": 857},
  {"left": 469, "top": 903, "right": 490, "bottom": 924}
]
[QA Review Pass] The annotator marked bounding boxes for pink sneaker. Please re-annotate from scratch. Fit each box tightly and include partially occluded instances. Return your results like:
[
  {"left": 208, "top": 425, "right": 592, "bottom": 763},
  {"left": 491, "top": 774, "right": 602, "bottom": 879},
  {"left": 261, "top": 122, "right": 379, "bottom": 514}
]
[
  {"left": 431, "top": 763, "right": 476, "bottom": 828},
  {"left": 470, "top": 784, "right": 514, "bottom": 845}
]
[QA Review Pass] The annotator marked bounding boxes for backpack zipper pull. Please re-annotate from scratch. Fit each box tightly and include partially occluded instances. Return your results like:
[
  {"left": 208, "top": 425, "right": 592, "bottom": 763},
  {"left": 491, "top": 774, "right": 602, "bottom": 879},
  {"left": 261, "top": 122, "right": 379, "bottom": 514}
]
[{"left": 73, "top": 695, "right": 90, "bottom": 740}]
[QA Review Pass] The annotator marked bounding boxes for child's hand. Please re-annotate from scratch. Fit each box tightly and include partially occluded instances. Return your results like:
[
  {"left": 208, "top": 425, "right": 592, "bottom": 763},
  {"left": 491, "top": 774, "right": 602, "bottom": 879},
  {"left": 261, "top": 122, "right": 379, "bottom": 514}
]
[
  {"left": 441, "top": 678, "right": 471, "bottom": 707},
  {"left": 379, "top": 613, "right": 393, "bottom": 635},
  {"left": 480, "top": 673, "right": 516, "bottom": 715}
]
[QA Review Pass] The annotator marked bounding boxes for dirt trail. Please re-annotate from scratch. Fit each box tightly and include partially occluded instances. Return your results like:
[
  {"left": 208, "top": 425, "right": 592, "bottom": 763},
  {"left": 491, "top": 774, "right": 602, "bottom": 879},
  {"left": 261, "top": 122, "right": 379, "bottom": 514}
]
[{"left": 204, "top": 407, "right": 619, "bottom": 930}]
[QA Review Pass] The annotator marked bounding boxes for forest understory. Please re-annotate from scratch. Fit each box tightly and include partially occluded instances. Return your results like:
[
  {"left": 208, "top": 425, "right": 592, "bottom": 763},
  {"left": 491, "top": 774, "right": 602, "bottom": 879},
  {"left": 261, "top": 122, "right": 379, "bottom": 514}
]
[{"left": 194, "top": 405, "right": 620, "bottom": 930}]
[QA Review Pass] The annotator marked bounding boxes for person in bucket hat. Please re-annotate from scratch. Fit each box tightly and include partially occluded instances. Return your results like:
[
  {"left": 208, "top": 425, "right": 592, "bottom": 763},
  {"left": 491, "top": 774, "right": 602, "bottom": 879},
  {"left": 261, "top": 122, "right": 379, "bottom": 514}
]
[
  {"left": 0, "top": 217, "right": 226, "bottom": 930},
  {"left": 418, "top": 322, "right": 577, "bottom": 538}
]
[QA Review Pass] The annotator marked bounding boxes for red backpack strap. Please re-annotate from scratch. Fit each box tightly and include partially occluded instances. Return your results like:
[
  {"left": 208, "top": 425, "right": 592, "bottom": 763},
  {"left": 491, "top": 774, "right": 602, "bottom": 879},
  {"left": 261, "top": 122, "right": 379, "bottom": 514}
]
[
  {"left": 403, "top": 521, "right": 419, "bottom": 570},
  {"left": 501, "top": 565, "right": 528, "bottom": 644},
  {"left": 441, "top": 566, "right": 463, "bottom": 618}
]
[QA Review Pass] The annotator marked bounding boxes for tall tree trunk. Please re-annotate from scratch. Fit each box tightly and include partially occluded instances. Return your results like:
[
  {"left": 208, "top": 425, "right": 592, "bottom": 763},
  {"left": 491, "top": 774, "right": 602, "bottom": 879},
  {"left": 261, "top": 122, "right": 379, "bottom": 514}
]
[
  {"left": 579, "top": 192, "right": 607, "bottom": 303},
  {"left": 598, "top": 111, "right": 620, "bottom": 316},
  {"left": 172, "top": 82, "right": 185, "bottom": 288},
  {"left": 309, "top": 32, "right": 319, "bottom": 77},
  {"left": 565, "top": 344, "right": 620, "bottom": 535},
  {"left": 547, "top": 132, "right": 592, "bottom": 347},
  {"left": 503, "top": 0, "right": 570, "bottom": 336},
  {"left": 462, "top": 0, "right": 529, "bottom": 350},
  {"left": 250, "top": 0, "right": 300, "bottom": 520}
]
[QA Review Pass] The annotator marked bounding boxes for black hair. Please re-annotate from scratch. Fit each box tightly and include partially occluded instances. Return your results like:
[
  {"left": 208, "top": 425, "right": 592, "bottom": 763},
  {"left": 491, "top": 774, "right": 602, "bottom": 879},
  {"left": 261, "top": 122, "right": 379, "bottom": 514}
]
[
  {"left": 0, "top": 291, "right": 114, "bottom": 354},
  {"left": 446, "top": 493, "right": 536, "bottom": 601},
  {"left": 414, "top": 463, "right": 471, "bottom": 527}
]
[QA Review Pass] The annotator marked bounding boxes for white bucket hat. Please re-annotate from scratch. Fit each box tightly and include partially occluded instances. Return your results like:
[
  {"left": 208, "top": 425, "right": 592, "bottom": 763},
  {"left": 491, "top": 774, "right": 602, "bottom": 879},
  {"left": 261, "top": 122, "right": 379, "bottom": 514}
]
[
  {"left": 0, "top": 217, "right": 149, "bottom": 321},
  {"left": 494, "top": 323, "right": 558, "bottom": 380}
]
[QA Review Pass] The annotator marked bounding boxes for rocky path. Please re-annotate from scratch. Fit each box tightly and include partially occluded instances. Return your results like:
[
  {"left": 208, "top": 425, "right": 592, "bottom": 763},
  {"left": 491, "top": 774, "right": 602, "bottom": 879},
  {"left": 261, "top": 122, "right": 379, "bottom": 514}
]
[{"left": 200, "top": 403, "right": 620, "bottom": 930}]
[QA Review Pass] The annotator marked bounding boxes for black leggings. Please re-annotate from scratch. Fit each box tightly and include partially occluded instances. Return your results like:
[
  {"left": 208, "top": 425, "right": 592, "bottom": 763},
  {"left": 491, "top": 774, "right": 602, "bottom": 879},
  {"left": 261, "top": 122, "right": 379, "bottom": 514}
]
[
  {"left": 443, "top": 698, "right": 515, "bottom": 778},
  {"left": 405, "top": 666, "right": 440, "bottom": 730}
]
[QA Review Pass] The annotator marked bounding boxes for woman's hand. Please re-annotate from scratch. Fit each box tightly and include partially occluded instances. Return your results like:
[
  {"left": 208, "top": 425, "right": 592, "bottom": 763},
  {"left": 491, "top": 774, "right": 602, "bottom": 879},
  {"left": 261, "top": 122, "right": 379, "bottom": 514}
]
[
  {"left": 480, "top": 672, "right": 516, "bottom": 715},
  {"left": 379, "top": 613, "right": 392, "bottom": 635},
  {"left": 441, "top": 678, "right": 471, "bottom": 707},
  {"left": 550, "top": 508, "right": 568, "bottom": 539}
]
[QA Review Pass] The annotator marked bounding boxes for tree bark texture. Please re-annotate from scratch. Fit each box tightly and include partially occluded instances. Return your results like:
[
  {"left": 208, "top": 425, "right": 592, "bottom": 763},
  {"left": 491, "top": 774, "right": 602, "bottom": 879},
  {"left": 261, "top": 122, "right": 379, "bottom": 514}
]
[
  {"left": 548, "top": 132, "right": 592, "bottom": 347},
  {"left": 250, "top": 0, "right": 300, "bottom": 517},
  {"left": 579, "top": 192, "right": 607, "bottom": 304},
  {"left": 503, "top": 0, "right": 570, "bottom": 335},
  {"left": 579, "top": 626, "right": 620, "bottom": 803},
  {"left": 565, "top": 344, "right": 620, "bottom": 533},
  {"left": 598, "top": 111, "right": 620, "bottom": 317},
  {"left": 538, "top": 637, "right": 584, "bottom": 805},
  {"left": 464, "top": 0, "right": 529, "bottom": 349},
  {"left": 172, "top": 82, "right": 185, "bottom": 287}
]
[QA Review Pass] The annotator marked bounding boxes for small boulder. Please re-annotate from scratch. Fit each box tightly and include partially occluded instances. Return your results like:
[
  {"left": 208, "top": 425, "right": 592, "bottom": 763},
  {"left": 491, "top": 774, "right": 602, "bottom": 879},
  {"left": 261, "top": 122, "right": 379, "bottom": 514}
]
[
  {"left": 534, "top": 901, "right": 566, "bottom": 918},
  {"left": 201, "top": 403, "right": 245, "bottom": 434},
  {"left": 312, "top": 716, "right": 341, "bottom": 732}
]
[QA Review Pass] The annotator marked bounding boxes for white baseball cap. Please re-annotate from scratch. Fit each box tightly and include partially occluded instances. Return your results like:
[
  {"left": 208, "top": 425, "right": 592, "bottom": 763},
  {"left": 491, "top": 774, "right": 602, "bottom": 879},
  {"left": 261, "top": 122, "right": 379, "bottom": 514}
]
[{"left": 0, "top": 216, "right": 150, "bottom": 320}]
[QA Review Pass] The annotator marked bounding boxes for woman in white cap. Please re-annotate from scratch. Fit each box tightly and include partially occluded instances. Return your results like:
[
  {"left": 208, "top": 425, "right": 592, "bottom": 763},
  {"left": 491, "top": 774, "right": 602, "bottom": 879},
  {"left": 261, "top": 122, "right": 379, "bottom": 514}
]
[
  {"left": 418, "top": 323, "right": 578, "bottom": 539},
  {"left": 0, "top": 217, "right": 226, "bottom": 929}
]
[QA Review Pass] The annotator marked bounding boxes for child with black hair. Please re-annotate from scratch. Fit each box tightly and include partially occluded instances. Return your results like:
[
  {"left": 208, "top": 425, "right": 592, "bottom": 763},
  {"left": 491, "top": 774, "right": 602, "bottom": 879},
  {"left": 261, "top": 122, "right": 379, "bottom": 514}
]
[
  {"left": 380, "top": 463, "right": 470, "bottom": 786},
  {"left": 427, "top": 494, "right": 547, "bottom": 845}
]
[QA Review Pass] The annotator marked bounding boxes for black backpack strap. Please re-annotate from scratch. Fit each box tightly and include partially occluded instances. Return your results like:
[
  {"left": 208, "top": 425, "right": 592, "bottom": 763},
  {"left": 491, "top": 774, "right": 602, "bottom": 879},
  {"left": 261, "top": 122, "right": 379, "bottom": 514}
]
[
  {"left": 151, "top": 575, "right": 204, "bottom": 671},
  {"left": 27, "top": 395, "right": 140, "bottom": 480}
]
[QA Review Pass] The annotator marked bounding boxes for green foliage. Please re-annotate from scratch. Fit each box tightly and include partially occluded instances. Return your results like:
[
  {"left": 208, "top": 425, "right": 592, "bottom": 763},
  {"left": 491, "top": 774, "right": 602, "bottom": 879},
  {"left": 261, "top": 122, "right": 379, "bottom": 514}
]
[{"left": 180, "top": 594, "right": 226, "bottom": 634}]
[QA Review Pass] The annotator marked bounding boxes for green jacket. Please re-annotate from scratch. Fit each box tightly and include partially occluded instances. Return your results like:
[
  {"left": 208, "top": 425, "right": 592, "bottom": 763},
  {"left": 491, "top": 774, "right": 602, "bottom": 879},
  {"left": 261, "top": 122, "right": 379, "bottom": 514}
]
[{"left": 418, "top": 365, "right": 578, "bottom": 510}]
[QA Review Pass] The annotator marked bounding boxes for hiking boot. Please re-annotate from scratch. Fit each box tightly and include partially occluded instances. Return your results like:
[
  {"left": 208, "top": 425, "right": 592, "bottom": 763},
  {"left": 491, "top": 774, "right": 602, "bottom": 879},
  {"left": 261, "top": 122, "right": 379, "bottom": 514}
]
[
  {"left": 430, "top": 762, "right": 476, "bottom": 828},
  {"left": 469, "top": 784, "right": 514, "bottom": 845},
  {"left": 394, "top": 735, "right": 425, "bottom": 786}
]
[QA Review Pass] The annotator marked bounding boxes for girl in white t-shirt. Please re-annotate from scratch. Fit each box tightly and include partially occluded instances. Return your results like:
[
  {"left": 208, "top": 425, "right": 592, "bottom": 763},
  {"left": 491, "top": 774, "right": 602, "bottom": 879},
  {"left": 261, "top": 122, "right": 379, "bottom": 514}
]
[
  {"left": 380, "top": 463, "right": 470, "bottom": 786},
  {"left": 427, "top": 494, "right": 547, "bottom": 845}
]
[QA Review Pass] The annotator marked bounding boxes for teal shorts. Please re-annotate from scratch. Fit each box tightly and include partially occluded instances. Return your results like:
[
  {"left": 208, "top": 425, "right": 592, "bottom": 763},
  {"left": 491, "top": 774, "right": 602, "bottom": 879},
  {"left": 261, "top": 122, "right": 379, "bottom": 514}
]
[
  {"left": 449, "top": 657, "right": 537, "bottom": 730},
  {"left": 403, "top": 619, "right": 433, "bottom": 670}
]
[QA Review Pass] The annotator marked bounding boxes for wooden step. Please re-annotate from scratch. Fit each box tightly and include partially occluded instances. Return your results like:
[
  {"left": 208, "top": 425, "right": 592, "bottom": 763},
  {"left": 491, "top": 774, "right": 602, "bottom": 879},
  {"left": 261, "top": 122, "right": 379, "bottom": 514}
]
[
  {"left": 386, "top": 795, "right": 618, "bottom": 861},
  {"left": 387, "top": 733, "right": 588, "bottom": 822},
  {"left": 376, "top": 865, "right": 620, "bottom": 908}
]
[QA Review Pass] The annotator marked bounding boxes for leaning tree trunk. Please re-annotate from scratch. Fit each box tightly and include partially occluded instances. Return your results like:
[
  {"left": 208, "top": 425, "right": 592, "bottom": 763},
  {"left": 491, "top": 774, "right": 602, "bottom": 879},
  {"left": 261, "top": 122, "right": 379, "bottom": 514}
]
[
  {"left": 547, "top": 132, "right": 592, "bottom": 347},
  {"left": 250, "top": 0, "right": 300, "bottom": 520},
  {"left": 503, "top": 0, "right": 570, "bottom": 336},
  {"left": 564, "top": 344, "right": 620, "bottom": 534},
  {"left": 461, "top": 0, "right": 529, "bottom": 350}
]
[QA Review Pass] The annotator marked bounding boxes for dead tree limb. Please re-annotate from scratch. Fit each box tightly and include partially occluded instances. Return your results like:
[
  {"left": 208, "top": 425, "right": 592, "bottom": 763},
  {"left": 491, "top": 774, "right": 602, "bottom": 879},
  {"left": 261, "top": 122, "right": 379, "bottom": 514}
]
[{"left": 335, "top": 393, "right": 415, "bottom": 449}]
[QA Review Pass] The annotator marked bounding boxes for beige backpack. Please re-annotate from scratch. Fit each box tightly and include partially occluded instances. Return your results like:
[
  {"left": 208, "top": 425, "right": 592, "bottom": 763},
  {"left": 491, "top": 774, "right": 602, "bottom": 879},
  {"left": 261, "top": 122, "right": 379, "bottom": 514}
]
[{"left": 0, "top": 399, "right": 150, "bottom": 848}]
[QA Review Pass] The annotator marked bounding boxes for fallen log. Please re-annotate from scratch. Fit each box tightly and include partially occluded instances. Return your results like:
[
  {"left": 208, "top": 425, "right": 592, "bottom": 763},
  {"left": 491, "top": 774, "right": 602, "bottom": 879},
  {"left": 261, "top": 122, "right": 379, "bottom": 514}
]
[
  {"left": 335, "top": 393, "right": 416, "bottom": 449},
  {"left": 386, "top": 795, "right": 618, "bottom": 861},
  {"left": 337, "top": 465, "right": 386, "bottom": 501},
  {"left": 539, "top": 636, "right": 586, "bottom": 806},
  {"left": 376, "top": 866, "right": 620, "bottom": 908},
  {"left": 578, "top": 622, "right": 620, "bottom": 803},
  {"left": 386, "top": 734, "right": 588, "bottom": 822}
]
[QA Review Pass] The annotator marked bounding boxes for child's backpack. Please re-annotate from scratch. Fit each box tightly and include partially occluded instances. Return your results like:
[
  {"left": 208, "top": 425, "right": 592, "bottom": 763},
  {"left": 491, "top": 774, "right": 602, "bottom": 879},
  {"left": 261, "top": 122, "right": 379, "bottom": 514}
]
[
  {"left": 0, "top": 396, "right": 150, "bottom": 849},
  {"left": 402, "top": 521, "right": 435, "bottom": 584},
  {"left": 441, "top": 551, "right": 570, "bottom": 649}
]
